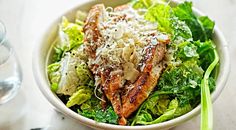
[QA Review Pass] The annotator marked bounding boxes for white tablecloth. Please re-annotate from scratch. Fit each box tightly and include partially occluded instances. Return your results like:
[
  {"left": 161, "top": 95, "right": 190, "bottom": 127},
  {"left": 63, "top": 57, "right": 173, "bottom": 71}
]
[{"left": 0, "top": 0, "right": 235, "bottom": 130}]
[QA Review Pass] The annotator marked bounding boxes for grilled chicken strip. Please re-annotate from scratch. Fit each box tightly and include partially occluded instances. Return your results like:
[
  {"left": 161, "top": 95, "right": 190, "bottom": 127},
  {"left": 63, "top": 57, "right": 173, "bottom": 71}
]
[
  {"left": 122, "top": 41, "right": 168, "bottom": 118},
  {"left": 84, "top": 3, "right": 170, "bottom": 125},
  {"left": 83, "top": 4, "right": 126, "bottom": 124},
  {"left": 113, "top": 4, "right": 169, "bottom": 119},
  {"left": 83, "top": 4, "right": 105, "bottom": 59},
  {"left": 101, "top": 70, "right": 126, "bottom": 125}
]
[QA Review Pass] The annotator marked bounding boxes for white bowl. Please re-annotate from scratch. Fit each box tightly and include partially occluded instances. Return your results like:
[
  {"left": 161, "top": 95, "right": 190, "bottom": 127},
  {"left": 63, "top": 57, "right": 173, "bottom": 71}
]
[{"left": 32, "top": 0, "right": 230, "bottom": 130}]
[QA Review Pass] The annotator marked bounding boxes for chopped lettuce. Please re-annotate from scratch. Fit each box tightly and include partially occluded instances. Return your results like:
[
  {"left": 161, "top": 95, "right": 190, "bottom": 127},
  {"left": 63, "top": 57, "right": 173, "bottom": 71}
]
[
  {"left": 132, "top": 94, "right": 170, "bottom": 125},
  {"left": 48, "top": 15, "right": 97, "bottom": 120},
  {"left": 79, "top": 96, "right": 101, "bottom": 118},
  {"left": 173, "top": 2, "right": 201, "bottom": 41},
  {"left": 173, "top": 2, "right": 215, "bottom": 41},
  {"left": 198, "top": 16, "right": 215, "bottom": 40},
  {"left": 136, "top": 110, "right": 153, "bottom": 123},
  {"left": 78, "top": 97, "right": 119, "bottom": 124},
  {"left": 132, "top": 1, "right": 146, "bottom": 9},
  {"left": 48, "top": 47, "right": 94, "bottom": 107},
  {"left": 51, "top": 17, "right": 84, "bottom": 62},
  {"left": 96, "top": 106, "right": 119, "bottom": 124},
  {"left": 133, "top": 96, "right": 192, "bottom": 125},
  {"left": 52, "top": 41, "right": 65, "bottom": 62},
  {"left": 76, "top": 62, "right": 93, "bottom": 86},
  {"left": 143, "top": 94, "right": 170, "bottom": 116},
  {"left": 66, "top": 86, "right": 92, "bottom": 107},
  {"left": 145, "top": 4, "right": 172, "bottom": 33},
  {"left": 48, "top": 52, "right": 93, "bottom": 96},
  {"left": 47, "top": 63, "right": 61, "bottom": 92},
  {"left": 136, "top": 98, "right": 179, "bottom": 125},
  {"left": 55, "top": 53, "right": 82, "bottom": 95},
  {"left": 171, "top": 17, "right": 192, "bottom": 43},
  {"left": 193, "top": 40, "right": 216, "bottom": 70},
  {"left": 158, "top": 60, "right": 204, "bottom": 106},
  {"left": 144, "top": 3, "right": 192, "bottom": 42},
  {"left": 59, "top": 17, "right": 84, "bottom": 50},
  {"left": 149, "top": 98, "right": 179, "bottom": 124},
  {"left": 174, "top": 103, "right": 192, "bottom": 117},
  {"left": 176, "top": 41, "right": 199, "bottom": 61},
  {"left": 144, "top": 1, "right": 214, "bottom": 42}
]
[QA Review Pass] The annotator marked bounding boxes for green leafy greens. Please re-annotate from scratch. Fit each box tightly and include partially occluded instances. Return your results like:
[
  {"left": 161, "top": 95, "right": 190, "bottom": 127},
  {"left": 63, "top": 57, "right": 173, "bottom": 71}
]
[
  {"left": 131, "top": 1, "right": 218, "bottom": 129},
  {"left": 144, "top": 4, "right": 172, "bottom": 33},
  {"left": 51, "top": 17, "right": 84, "bottom": 62},
  {"left": 78, "top": 96, "right": 119, "bottom": 124},
  {"left": 173, "top": 2, "right": 215, "bottom": 41}
]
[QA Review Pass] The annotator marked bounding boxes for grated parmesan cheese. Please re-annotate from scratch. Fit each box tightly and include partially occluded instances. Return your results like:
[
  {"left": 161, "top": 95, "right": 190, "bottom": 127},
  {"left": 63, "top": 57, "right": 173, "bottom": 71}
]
[{"left": 87, "top": 5, "right": 169, "bottom": 84}]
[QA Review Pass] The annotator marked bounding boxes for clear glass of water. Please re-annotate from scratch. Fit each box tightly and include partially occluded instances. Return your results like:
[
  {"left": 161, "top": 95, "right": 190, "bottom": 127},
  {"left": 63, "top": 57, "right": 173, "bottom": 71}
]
[{"left": 0, "top": 21, "right": 22, "bottom": 104}]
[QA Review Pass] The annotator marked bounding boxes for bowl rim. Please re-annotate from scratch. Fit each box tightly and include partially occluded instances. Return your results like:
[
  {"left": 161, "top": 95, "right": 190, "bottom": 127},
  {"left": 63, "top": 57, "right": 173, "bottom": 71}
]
[{"left": 32, "top": 0, "right": 230, "bottom": 129}]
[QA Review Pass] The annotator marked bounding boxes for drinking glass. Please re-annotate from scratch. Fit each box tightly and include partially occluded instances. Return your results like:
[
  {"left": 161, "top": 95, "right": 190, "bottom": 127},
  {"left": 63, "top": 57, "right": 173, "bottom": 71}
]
[{"left": 0, "top": 21, "right": 22, "bottom": 104}]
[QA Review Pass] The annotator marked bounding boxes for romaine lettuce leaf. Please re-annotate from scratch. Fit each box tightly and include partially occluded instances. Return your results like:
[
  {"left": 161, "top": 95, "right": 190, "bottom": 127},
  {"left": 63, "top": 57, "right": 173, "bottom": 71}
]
[
  {"left": 149, "top": 98, "right": 179, "bottom": 124},
  {"left": 136, "top": 98, "right": 178, "bottom": 125},
  {"left": 78, "top": 100, "right": 119, "bottom": 124},
  {"left": 138, "top": 1, "right": 214, "bottom": 43},
  {"left": 51, "top": 17, "right": 85, "bottom": 62},
  {"left": 174, "top": 103, "right": 192, "bottom": 117},
  {"left": 171, "top": 17, "right": 192, "bottom": 43},
  {"left": 133, "top": 94, "right": 192, "bottom": 125},
  {"left": 78, "top": 96, "right": 101, "bottom": 118},
  {"left": 56, "top": 53, "right": 82, "bottom": 95},
  {"left": 176, "top": 41, "right": 199, "bottom": 61},
  {"left": 145, "top": 4, "right": 172, "bottom": 33},
  {"left": 144, "top": 94, "right": 170, "bottom": 116},
  {"left": 76, "top": 62, "right": 93, "bottom": 86},
  {"left": 198, "top": 16, "right": 215, "bottom": 40},
  {"left": 193, "top": 40, "right": 216, "bottom": 70},
  {"left": 135, "top": 110, "right": 153, "bottom": 123},
  {"left": 173, "top": 2, "right": 215, "bottom": 41},
  {"left": 66, "top": 86, "right": 92, "bottom": 107},
  {"left": 158, "top": 60, "right": 204, "bottom": 106},
  {"left": 52, "top": 45, "right": 65, "bottom": 62},
  {"left": 104, "top": 106, "right": 119, "bottom": 124},
  {"left": 59, "top": 17, "right": 84, "bottom": 50},
  {"left": 93, "top": 106, "right": 119, "bottom": 124},
  {"left": 144, "top": 3, "right": 192, "bottom": 42},
  {"left": 47, "top": 63, "right": 61, "bottom": 92},
  {"left": 132, "top": 94, "right": 170, "bottom": 125},
  {"left": 48, "top": 53, "right": 93, "bottom": 95}
]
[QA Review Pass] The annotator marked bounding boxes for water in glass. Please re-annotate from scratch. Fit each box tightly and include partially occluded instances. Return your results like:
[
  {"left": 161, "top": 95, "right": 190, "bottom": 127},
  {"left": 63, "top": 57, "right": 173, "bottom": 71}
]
[{"left": 0, "top": 22, "right": 22, "bottom": 104}]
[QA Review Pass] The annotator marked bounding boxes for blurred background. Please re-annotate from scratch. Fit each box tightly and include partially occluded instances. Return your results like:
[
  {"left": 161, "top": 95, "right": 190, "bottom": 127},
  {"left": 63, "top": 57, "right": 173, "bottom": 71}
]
[{"left": 0, "top": 0, "right": 235, "bottom": 130}]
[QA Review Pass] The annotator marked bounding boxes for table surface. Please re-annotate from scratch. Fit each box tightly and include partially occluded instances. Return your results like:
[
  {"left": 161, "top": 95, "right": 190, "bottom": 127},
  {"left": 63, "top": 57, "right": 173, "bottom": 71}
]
[{"left": 0, "top": 0, "right": 235, "bottom": 130}]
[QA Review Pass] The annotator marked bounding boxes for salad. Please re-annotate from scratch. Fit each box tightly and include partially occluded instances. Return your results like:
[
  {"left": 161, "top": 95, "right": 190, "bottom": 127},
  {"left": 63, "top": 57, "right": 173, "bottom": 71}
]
[{"left": 47, "top": 0, "right": 219, "bottom": 128}]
